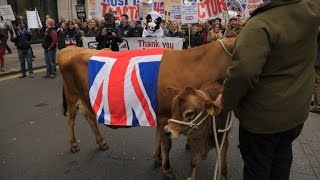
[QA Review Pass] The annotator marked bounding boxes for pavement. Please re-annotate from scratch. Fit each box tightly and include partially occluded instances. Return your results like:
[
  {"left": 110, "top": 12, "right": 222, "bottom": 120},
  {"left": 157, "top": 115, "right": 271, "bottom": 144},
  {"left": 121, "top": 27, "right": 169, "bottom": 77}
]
[
  {"left": 0, "top": 55, "right": 320, "bottom": 179},
  {"left": 0, "top": 42, "right": 46, "bottom": 77}
]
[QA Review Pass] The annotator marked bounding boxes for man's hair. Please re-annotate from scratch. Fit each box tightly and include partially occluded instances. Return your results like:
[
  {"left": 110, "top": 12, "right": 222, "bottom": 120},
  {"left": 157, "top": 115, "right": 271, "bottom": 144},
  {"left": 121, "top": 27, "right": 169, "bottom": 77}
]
[
  {"left": 46, "top": 18, "right": 55, "bottom": 26},
  {"left": 122, "top": 14, "right": 129, "bottom": 20},
  {"left": 14, "top": 19, "right": 21, "bottom": 27},
  {"left": 104, "top": 12, "right": 115, "bottom": 21}
]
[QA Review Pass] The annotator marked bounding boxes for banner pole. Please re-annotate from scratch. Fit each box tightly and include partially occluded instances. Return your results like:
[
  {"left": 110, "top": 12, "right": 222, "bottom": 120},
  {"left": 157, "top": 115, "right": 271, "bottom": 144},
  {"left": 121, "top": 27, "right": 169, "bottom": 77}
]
[
  {"left": 188, "top": 24, "right": 191, "bottom": 48},
  {"left": 9, "top": 21, "right": 16, "bottom": 36}
]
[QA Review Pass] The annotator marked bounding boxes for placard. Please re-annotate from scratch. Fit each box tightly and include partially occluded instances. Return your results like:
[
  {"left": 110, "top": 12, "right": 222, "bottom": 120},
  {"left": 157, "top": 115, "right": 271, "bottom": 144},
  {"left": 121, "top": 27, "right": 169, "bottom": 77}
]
[
  {"left": 170, "top": 5, "right": 181, "bottom": 22},
  {"left": 181, "top": 5, "right": 198, "bottom": 24},
  {"left": 0, "top": 5, "right": 15, "bottom": 21}
]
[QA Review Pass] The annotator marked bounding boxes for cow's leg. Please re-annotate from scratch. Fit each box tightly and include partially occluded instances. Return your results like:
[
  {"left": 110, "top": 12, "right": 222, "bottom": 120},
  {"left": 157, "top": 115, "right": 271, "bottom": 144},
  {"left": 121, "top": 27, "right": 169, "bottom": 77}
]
[
  {"left": 220, "top": 136, "right": 229, "bottom": 179},
  {"left": 85, "top": 113, "right": 109, "bottom": 151},
  {"left": 66, "top": 103, "right": 79, "bottom": 153},
  {"left": 153, "top": 124, "right": 162, "bottom": 164},
  {"left": 161, "top": 137, "right": 172, "bottom": 174},
  {"left": 187, "top": 149, "right": 201, "bottom": 180}
]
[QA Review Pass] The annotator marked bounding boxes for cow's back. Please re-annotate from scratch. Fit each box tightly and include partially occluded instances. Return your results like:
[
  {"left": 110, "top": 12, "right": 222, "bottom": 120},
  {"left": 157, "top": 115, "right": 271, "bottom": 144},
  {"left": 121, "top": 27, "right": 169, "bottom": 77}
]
[{"left": 157, "top": 38, "right": 235, "bottom": 116}]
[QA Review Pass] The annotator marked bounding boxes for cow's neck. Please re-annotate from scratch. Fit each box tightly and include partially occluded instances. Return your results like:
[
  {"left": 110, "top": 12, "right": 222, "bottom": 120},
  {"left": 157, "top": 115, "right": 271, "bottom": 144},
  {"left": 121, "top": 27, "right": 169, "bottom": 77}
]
[{"left": 188, "top": 118, "right": 214, "bottom": 147}]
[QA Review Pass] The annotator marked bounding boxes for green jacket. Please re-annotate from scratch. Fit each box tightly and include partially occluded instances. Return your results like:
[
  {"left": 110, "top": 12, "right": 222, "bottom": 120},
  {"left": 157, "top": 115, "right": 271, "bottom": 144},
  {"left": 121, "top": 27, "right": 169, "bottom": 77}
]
[{"left": 222, "top": 0, "right": 320, "bottom": 134}]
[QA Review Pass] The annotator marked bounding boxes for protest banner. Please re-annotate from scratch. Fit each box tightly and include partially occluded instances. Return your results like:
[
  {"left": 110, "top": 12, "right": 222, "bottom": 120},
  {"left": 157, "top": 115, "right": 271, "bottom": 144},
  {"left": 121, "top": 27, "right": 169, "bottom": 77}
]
[
  {"left": 245, "top": 0, "right": 263, "bottom": 18},
  {"left": 139, "top": 2, "right": 153, "bottom": 19},
  {"left": 196, "top": 0, "right": 228, "bottom": 20},
  {"left": 170, "top": 5, "right": 181, "bottom": 22},
  {"left": 0, "top": 5, "right": 15, "bottom": 21},
  {"left": 26, "top": 10, "right": 39, "bottom": 29},
  {"left": 96, "top": 0, "right": 139, "bottom": 20},
  {"left": 181, "top": 5, "right": 198, "bottom": 24},
  {"left": 82, "top": 37, "right": 183, "bottom": 51}
]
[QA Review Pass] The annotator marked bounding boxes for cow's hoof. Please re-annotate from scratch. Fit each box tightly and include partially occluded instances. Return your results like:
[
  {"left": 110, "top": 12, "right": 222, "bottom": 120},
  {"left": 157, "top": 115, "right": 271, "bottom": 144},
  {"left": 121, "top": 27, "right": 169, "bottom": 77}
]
[
  {"left": 70, "top": 146, "right": 80, "bottom": 154},
  {"left": 99, "top": 143, "right": 109, "bottom": 151},
  {"left": 185, "top": 144, "right": 190, "bottom": 151}
]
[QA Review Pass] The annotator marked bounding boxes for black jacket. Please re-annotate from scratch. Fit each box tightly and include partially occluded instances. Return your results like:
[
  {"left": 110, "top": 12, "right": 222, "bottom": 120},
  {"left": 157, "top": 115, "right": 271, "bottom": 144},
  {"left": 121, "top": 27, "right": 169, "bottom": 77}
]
[
  {"left": 11, "top": 27, "right": 32, "bottom": 50},
  {"left": 166, "top": 30, "right": 183, "bottom": 38},
  {"left": 118, "top": 24, "right": 132, "bottom": 37},
  {"left": 64, "top": 28, "right": 82, "bottom": 47},
  {"left": 96, "top": 23, "right": 122, "bottom": 51},
  {"left": 128, "top": 26, "right": 143, "bottom": 37}
]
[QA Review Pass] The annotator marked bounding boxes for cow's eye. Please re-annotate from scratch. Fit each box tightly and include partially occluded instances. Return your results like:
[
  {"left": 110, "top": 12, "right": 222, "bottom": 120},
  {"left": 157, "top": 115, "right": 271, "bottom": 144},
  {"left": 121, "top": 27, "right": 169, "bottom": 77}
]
[
  {"left": 154, "top": 20, "right": 157, "bottom": 23},
  {"left": 183, "top": 110, "right": 195, "bottom": 120}
]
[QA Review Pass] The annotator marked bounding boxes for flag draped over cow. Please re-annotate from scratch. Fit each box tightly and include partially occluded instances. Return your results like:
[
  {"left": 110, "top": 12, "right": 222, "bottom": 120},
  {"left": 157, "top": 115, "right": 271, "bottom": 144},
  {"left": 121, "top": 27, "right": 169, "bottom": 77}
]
[{"left": 88, "top": 49, "right": 165, "bottom": 127}]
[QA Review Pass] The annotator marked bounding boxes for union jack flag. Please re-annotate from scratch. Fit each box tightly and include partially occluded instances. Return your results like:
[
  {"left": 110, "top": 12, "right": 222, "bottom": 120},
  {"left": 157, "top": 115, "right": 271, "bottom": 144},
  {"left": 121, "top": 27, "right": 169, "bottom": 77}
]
[
  {"left": 227, "top": 0, "right": 246, "bottom": 12},
  {"left": 88, "top": 49, "right": 165, "bottom": 127},
  {"left": 153, "top": 2, "right": 165, "bottom": 14}
]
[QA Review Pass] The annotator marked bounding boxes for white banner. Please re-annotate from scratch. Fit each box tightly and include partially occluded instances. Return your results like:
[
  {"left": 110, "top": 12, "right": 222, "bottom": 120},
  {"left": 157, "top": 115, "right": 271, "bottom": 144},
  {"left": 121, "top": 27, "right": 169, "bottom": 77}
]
[
  {"left": 139, "top": 2, "right": 153, "bottom": 19},
  {"left": 195, "top": 0, "right": 228, "bottom": 21},
  {"left": 26, "top": 11, "right": 39, "bottom": 29},
  {"left": 181, "top": 5, "right": 198, "bottom": 24},
  {"left": 0, "top": 5, "right": 15, "bottom": 21},
  {"left": 82, "top": 37, "right": 183, "bottom": 51},
  {"left": 170, "top": 5, "right": 181, "bottom": 22},
  {"left": 245, "top": 0, "right": 264, "bottom": 18}
]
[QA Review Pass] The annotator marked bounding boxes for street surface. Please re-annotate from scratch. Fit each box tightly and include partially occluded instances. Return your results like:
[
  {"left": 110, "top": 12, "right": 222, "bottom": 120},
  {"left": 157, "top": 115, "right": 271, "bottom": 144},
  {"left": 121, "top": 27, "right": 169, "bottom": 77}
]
[{"left": 0, "top": 45, "right": 320, "bottom": 179}]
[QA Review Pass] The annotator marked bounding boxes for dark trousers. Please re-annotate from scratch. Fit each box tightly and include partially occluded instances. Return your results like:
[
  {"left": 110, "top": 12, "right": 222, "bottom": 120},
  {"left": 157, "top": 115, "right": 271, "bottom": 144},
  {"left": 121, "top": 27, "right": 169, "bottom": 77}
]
[
  {"left": 239, "top": 124, "right": 304, "bottom": 180},
  {"left": 44, "top": 48, "right": 57, "bottom": 76},
  {"left": 18, "top": 48, "right": 33, "bottom": 75}
]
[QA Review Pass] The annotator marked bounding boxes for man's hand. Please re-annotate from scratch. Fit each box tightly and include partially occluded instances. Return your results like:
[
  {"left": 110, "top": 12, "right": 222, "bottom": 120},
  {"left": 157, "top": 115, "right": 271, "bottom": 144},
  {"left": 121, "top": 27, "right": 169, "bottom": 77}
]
[
  {"left": 214, "top": 94, "right": 223, "bottom": 109},
  {"left": 111, "top": 32, "right": 116, "bottom": 37}
]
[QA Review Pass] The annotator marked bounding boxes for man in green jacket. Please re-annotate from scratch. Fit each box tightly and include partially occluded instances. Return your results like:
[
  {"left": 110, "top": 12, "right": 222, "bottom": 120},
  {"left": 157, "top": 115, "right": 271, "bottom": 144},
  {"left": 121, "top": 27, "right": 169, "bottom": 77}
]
[{"left": 214, "top": 0, "right": 320, "bottom": 179}]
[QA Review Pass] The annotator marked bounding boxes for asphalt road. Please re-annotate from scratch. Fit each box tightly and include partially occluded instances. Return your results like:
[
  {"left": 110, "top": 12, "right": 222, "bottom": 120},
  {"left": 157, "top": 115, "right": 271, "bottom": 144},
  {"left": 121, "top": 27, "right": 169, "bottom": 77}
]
[{"left": 0, "top": 71, "right": 243, "bottom": 180}]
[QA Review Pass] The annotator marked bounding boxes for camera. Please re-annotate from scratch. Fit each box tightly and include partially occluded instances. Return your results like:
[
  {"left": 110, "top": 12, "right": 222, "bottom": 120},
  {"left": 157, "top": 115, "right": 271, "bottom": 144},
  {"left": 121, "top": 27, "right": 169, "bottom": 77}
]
[{"left": 106, "top": 27, "right": 114, "bottom": 36}]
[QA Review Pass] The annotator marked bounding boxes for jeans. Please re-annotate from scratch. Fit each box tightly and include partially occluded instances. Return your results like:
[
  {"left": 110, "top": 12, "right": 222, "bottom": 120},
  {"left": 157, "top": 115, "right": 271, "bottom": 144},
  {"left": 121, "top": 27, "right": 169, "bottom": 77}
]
[
  {"left": 18, "top": 48, "right": 33, "bottom": 75},
  {"left": 314, "top": 67, "right": 320, "bottom": 110},
  {"left": 239, "top": 124, "right": 304, "bottom": 180},
  {"left": 44, "top": 48, "right": 57, "bottom": 76},
  {"left": 0, "top": 44, "right": 4, "bottom": 68}
]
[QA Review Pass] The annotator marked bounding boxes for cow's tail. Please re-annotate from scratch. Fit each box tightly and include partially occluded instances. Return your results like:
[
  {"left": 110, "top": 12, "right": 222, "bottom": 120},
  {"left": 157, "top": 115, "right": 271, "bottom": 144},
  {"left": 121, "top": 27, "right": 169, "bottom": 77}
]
[{"left": 62, "top": 85, "right": 67, "bottom": 116}]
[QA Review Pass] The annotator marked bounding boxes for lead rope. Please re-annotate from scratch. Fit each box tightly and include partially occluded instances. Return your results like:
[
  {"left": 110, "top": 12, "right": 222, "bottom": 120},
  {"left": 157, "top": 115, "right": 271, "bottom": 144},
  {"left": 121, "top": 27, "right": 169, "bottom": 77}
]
[
  {"left": 217, "top": 39, "right": 233, "bottom": 57},
  {"left": 213, "top": 111, "right": 234, "bottom": 180}
]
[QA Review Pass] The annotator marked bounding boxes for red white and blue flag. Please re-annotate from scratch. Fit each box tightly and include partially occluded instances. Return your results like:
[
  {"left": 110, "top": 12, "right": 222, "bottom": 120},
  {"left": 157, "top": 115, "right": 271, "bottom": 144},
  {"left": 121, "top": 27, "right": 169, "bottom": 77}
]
[
  {"left": 153, "top": 2, "right": 165, "bottom": 14},
  {"left": 88, "top": 49, "right": 165, "bottom": 127}
]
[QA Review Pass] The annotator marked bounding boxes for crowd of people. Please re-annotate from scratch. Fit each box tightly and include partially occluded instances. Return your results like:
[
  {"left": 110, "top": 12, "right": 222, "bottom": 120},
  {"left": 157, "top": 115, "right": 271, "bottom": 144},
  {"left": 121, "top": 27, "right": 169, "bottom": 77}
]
[{"left": 0, "top": 12, "right": 245, "bottom": 79}]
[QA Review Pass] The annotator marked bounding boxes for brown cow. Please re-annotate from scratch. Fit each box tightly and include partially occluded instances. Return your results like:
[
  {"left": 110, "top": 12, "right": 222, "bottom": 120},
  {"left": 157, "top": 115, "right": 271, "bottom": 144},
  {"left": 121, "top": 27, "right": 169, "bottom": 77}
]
[
  {"left": 163, "top": 82, "right": 229, "bottom": 180},
  {"left": 58, "top": 36, "right": 236, "bottom": 174}
]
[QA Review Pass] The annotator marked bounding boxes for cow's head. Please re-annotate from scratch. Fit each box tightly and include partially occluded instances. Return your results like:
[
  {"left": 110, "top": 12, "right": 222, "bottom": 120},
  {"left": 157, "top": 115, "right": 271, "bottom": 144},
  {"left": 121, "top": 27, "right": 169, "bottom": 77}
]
[
  {"left": 145, "top": 11, "right": 162, "bottom": 33},
  {"left": 164, "top": 84, "right": 222, "bottom": 139}
]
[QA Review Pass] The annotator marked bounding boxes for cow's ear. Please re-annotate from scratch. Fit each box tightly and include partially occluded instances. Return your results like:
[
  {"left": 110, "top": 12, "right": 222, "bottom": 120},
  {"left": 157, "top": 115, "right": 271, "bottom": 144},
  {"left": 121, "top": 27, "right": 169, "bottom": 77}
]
[
  {"left": 205, "top": 100, "right": 221, "bottom": 115},
  {"left": 167, "top": 86, "right": 181, "bottom": 98}
]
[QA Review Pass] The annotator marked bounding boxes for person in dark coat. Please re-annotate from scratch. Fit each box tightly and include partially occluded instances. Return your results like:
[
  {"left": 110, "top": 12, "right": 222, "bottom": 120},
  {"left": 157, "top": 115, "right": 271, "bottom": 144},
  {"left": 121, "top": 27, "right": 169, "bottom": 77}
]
[
  {"left": 42, "top": 18, "right": 58, "bottom": 78},
  {"left": 118, "top": 14, "right": 132, "bottom": 38},
  {"left": 165, "top": 21, "right": 183, "bottom": 38},
  {"left": 311, "top": 29, "right": 320, "bottom": 114},
  {"left": 85, "top": 19, "right": 99, "bottom": 37},
  {"left": 63, "top": 21, "right": 82, "bottom": 47},
  {"left": 128, "top": 20, "right": 143, "bottom": 37},
  {"left": 96, "top": 12, "right": 122, "bottom": 51},
  {"left": 11, "top": 20, "right": 33, "bottom": 78},
  {"left": 214, "top": 0, "right": 320, "bottom": 179}
]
